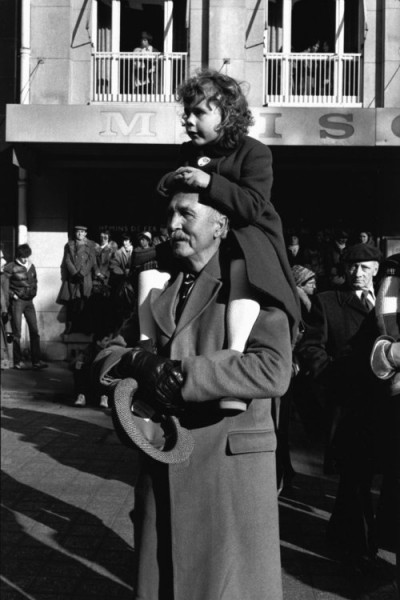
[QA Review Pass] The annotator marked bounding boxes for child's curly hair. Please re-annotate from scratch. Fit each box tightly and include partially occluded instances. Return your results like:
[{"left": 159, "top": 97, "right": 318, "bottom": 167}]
[{"left": 176, "top": 69, "right": 254, "bottom": 149}]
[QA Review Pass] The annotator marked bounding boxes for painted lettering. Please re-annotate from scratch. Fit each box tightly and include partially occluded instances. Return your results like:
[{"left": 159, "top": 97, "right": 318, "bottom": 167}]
[
  {"left": 99, "top": 112, "right": 156, "bottom": 137},
  {"left": 259, "top": 112, "right": 283, "bottom": 139},
  {"left": 319, "top": 113, "right": 354, "bottom": 139}
]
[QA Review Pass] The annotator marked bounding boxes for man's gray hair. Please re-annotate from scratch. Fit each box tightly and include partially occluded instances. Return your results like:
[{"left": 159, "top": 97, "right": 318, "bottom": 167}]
[{"left": 207, "top": 206, "right": 230, "bottom": 239}]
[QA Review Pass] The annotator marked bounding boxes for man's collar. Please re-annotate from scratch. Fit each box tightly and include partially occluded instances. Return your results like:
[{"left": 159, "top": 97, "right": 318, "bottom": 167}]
[{"left": 16, "top": 258, "right": 29, "bottom": 268}]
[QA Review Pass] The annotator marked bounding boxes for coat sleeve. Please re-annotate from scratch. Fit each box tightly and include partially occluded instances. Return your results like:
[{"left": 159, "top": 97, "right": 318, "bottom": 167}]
[
  {"left": 180, "top": 306, "right": 292, "bottom": 402},
  {"left": 31, "top": 266, "right": 38, "bottom": 298},
  {"left": 63, "top": 245, "right": 78, "bottom": 277},
  {"left": 202, "top": 141, "right": 274, "bottom": 227},
  {"left": 296, "top": 295, "right": 332, "bottom": 379},
  {"left": 1, "top": 268, "right": 11, "bottom": 309}
]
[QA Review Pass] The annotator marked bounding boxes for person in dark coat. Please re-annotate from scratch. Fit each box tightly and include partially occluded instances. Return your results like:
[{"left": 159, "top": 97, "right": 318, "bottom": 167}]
[
  {"left": 298, "top": 243, "right": 382, "bottom": 571},
  {"left": 94, "top": 230, "right": 118, "bottom": 289},
  {"left": 286, "top": 233, "right": 307, "bottom": 267},
  {"left": 157, "top": 69, "right": 299, "bottom": 347},
  {"left": 57, "top": 225, "right": 98, "bottom": 334},
  {"left": 88, "top": 230, "right": 118, "bottom": 336},
  {"left": 96, "top": 189, "right": 292, "bottom": 600},
  {"left": 322, "top": 229, "right": 349, "bottom": 289},
  {"left": 3, "top": 244, "right": 48, "bottom": 370},
  {"left": 109, "top": 234, "right": 136, "bottom": 329}
]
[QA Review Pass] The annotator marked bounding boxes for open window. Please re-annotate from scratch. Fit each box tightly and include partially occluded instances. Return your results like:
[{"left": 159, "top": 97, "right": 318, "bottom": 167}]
[
  {"left": 264, "top": 0, "right": 364, "bottom": 105},
  {"left": 92, "top": 0, "right": 188, "bottom": 102}
]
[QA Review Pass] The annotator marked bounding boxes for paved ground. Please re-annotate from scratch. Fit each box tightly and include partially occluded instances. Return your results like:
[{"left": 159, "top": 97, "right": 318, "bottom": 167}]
[{"left": 1, "top": 363, "right": 398, "bottom": 600}]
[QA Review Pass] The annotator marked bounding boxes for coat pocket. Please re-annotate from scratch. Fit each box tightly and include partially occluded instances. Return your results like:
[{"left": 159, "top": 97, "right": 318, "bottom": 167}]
[{"left": 227, "top": 430, "right": 277, "bottom": 455}]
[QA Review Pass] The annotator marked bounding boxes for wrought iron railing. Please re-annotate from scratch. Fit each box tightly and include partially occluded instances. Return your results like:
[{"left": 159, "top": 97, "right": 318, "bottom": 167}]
[
  {"left": 91, "top": 52, "right": 188, "bottom": 102},
  {"left": 263, "top": 53, "right": 362, "bottom": 106}
]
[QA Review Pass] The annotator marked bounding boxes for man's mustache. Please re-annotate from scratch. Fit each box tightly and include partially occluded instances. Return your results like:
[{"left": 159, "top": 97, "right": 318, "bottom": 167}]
[{"left": 170, "top": 232, "right": 189, "bottom": 242}]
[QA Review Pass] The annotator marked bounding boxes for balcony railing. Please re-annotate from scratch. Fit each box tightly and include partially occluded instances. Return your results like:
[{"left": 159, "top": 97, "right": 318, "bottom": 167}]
[
  {"left": 263, "top": 53, "right": 362, "bottom": 106},
  {"left": 91, "top": 52, "right": 188, "bottom": 102}
]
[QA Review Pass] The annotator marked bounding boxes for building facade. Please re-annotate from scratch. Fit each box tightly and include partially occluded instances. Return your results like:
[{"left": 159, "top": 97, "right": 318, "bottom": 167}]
[{"left": 3, "top": 0, "right": 400, "bottom": 360}]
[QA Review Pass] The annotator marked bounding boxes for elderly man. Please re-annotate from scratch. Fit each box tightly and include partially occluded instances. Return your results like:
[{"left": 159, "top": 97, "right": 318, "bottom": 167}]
[
  {"left": 99, "top": 189, "right": 292, "bottom": 600},
  {"left": 298, "top": 243, "right": 382, "bottom": 571},
  {"left": 57, "top": 225, "right": 98, "bottom": 334}
]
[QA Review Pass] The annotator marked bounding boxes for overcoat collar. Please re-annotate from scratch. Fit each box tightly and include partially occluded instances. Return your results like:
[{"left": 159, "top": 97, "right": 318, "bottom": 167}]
[
  {"left": 151, "top": 251, "right": 224, "bottom": 341},
  {"left": 335, "top": 288, "right": 372, "bottom": 315}
]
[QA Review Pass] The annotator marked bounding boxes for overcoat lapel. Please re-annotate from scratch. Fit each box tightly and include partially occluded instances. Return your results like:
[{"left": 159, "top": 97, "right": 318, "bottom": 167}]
[
  {"left": 174, "top": 268, "right": 222, "bottom": 337},
  {"left": 337, "top": 290, "right": 370, "bottom": 316},
  {"left": 151, "top": 252, "right": 223, "bottom": 342}
]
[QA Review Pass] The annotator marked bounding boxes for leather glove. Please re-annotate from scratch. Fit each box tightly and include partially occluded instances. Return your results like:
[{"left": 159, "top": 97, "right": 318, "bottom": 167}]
[{"left": 116, "top": 347, "right": 184, "bottom": 415}]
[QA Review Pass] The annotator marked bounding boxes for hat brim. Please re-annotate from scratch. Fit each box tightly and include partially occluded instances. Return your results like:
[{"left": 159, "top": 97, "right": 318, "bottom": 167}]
[
  {"left": 370, "top": 336, "right": 396, "bottom": 380},
  {"left": 112, "top": 378, "right": 194, "bottom": 464}
]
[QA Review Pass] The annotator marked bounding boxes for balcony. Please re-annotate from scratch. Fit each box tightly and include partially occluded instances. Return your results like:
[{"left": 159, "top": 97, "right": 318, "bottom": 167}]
[
  {"left": 91, "top": 52, "right": 188, "bottom": 103},
  {"left": 264, "top": 53, "right": 362, "bottom": 106}
]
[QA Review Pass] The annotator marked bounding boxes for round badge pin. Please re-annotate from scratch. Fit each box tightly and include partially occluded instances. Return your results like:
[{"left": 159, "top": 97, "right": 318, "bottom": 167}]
[{"left": 197, "top": 156, "right": 211, "bottom": 167}]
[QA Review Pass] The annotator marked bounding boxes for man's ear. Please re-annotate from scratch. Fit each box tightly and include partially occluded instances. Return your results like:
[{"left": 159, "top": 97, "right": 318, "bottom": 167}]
[
  {"left": 372, "top": 261, "right": 380, "bottom": 277},
  {"left": 214, "top": 215, "right": 229, "bottom": 240}
]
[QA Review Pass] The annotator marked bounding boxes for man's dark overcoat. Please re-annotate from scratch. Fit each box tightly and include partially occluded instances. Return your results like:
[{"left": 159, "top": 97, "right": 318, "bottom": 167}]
[
  {"left": 298, "top": 288, "right": 382, "bottom": 556},
  {"left": 57, "top": 239, "right": 97, "bottom": 303},
  {"left": 126, "top": 251, "right": 292, "bottom": 600},
  {"left": 298, "top": 288, "right": 381, "bottom": 451}
]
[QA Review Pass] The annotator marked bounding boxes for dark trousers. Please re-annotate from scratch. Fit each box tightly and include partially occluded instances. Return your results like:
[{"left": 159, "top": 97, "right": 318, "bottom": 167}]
[{"left": 10, "top": 298, "right": 41, "bottom": 364}]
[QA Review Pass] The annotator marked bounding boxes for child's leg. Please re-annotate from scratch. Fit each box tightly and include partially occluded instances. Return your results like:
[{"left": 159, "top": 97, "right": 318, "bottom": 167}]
[
  {"left": 138, "top": 269, "right": 171, "bottom": 342},
  {"left": 227, "top": 259, "right": 260, "bottom": 352},
  {"left": 221, "top": 259, "right": 260, "bottom": 413}
]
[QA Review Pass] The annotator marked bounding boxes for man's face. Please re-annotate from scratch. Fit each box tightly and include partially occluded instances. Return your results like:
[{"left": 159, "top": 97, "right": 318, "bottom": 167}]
[
  {"left": 123, "top": 238, "right": 132, "bottom": 250},
  {"left": 346, "top": 261, "right": 379, "bottom": 290},
  {"left": 183, "top": 98, "right": 222, "bottom": 147},
  {"left": 75, "top": 229, "right": 87, "bottom": 241},
  {"left": 167, "top": 192, "right": 225, "bottom": 271},
  {"left": 100, "top": 233, "right": 109, "bottom": 245}
]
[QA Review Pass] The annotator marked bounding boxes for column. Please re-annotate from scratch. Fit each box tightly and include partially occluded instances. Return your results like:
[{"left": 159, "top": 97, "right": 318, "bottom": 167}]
[
  {"left": 282, "top": 0, "right": 292, "bottom": 100},
  {"left": 111, "top": 0, "right": 120, "bottom": 99},
  {"left": 208, "top": 0, "right": 246, "bottom": 81},
  {"left": 164, "top": 0, "right": 173, "bottom": 98}
]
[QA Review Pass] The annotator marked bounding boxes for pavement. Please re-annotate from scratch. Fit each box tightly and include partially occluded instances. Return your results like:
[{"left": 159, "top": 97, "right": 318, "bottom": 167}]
[{"left": 1, "top": 362, "right": 398, "bottom": 600}]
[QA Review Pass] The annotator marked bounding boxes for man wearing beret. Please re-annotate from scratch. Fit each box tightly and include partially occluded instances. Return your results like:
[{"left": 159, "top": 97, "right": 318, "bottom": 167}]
[
  {"left": 298, "top": 243, "right": 382, "bottom": 571},
  {"left": 99, "top": 188, "right": 293, "bottom": 600}
]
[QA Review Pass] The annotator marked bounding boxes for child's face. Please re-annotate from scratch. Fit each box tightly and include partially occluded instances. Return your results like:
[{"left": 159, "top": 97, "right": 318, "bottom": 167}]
[{"left": 184, "top": 98, "right": 222, "bottom": 146}]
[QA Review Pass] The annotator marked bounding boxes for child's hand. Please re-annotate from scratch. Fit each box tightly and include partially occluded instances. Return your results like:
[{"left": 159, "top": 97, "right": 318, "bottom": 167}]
[{"left": 174, "top": 167, "right": 211, "bottom": 190}]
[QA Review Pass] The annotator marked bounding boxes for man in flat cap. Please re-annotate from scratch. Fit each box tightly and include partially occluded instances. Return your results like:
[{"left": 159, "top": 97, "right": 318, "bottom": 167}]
[
  {"left": 298, "top": 243, "right": 382, "bottom": 571},
  {"left": 57, "top": 225, "right": 98, "bottom": 334}
]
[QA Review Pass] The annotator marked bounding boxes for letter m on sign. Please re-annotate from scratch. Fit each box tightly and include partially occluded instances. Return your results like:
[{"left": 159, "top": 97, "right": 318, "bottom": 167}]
[{"left": 100, "top": 112, "right": 156, "bottom": 138}]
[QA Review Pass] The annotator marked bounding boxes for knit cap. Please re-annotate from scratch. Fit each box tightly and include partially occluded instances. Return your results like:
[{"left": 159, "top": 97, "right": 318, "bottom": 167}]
[{"left": 292, "top": 265, "right": 316, "bottom": 286}]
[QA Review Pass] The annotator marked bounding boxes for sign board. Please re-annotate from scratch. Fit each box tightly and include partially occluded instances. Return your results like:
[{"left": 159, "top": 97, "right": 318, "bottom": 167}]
[{"left": 6, "top": 104, "right": 400, "bottom": 146}]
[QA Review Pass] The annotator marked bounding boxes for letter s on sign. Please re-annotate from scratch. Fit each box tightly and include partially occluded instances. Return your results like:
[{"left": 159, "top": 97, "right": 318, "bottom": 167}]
[{"left": 319, "top": 113, "right": 354, "bottom": 140}]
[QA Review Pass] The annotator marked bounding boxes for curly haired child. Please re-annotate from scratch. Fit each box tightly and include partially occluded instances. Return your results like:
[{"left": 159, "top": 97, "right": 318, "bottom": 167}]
[{"left": 137, "top": 69, "right": 299, "bottom": 383}]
